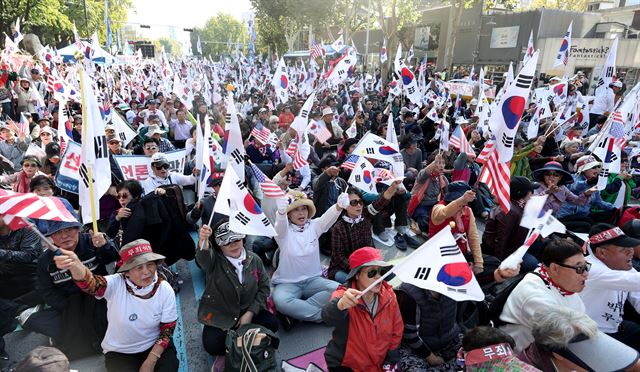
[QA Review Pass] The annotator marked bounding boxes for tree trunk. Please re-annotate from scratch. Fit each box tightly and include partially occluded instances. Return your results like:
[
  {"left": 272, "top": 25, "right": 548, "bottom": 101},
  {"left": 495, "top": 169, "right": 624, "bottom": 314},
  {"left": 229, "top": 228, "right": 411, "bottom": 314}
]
[
  {"left": 442, "top": 0, "right": 465, "bottom": 73},
  {"left": 23, "top": 0, "right": 33, "bottom": 24}
]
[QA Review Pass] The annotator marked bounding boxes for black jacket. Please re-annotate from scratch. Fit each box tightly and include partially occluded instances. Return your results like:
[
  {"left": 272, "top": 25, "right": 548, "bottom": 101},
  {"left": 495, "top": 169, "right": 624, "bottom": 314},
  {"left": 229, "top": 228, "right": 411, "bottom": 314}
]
[
  {"left": 0, "top": 228, "right": 42, "bottom": 299},
  {"left": 123, "top": 193, "right": 196, "bottom": 265},
  {"left": 37, "top": 234, "right": 119, "bottom": 312}
]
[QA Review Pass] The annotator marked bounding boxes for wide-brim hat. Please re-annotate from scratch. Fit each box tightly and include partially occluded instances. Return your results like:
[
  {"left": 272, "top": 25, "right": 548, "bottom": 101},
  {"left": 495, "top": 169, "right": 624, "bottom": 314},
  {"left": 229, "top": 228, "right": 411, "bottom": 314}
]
[
  {"left": 554, "top": 331, "right": 639, "bottom": 371},
  {"left": 443, "top": 181, "right": 472, "bottom": 203},
  {"left": 147, "top": 124, "right": 166, "bottom": 136},
  {"left": 117, "top": 239, "right": 165, "bottom": 273},
  {"left": 532, "top": 161, "right": 574, "bottom": 185},
  {"left": 285, "top": 190, "right": 316, "bottom": 218},
  {"left": 345, "top": 247, "right": 392, "bottom": 281},
  {"left": 45, "top": 220, "right": 82, "bottom": 236}
]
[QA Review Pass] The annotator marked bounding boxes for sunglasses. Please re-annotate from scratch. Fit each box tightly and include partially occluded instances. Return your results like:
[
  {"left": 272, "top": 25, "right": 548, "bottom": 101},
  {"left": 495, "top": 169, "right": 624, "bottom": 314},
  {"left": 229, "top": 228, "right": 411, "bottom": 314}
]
[
  {"left": 365, "top": 267, "right": 389, "bottom": 279},
  {"left": 555, "top": 262, "right": 592, "bottom": 274},
  {"left": 40, "top": 133, "right": 51, "bottom": 136},
  {"left": 23, "top": 163, "right": 38, "bottom": 168},
  {"left": 154, "top": 164, "right": 170, "bottom": 170},
  {"left": 116, "top": 193, "right": 131, "bottom": 200},
  {"left": 349, "top": 199, "right": 364, "bottom": 206}
]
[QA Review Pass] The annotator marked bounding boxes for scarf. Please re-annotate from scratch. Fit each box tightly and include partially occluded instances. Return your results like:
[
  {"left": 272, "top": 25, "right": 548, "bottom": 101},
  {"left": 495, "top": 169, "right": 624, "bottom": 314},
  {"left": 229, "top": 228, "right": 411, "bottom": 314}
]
[
  {"left": 342, "top": 214, "right": 364, "bottom": 226},
  {"left": 124, "top": 272, "right": 162, "bottom": 299},
  {"left": 224, "top": 248, "right": 247, "bottom": 284},
  {"left": 538, "top": 265, "right": 575, "bottom": 296},
  {"left": 290, "top": 220, "right": 310, "bottom": 232},
  {"left": 14, "top": 171, "right": 30, "bottom": 193}
]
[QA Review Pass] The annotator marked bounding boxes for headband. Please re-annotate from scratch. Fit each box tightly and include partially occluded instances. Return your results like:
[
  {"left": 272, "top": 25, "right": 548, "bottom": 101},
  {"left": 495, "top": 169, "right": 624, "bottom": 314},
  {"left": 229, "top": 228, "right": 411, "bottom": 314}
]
[{"left": 590, "top": 227, "right": 624, "bottom": 245}]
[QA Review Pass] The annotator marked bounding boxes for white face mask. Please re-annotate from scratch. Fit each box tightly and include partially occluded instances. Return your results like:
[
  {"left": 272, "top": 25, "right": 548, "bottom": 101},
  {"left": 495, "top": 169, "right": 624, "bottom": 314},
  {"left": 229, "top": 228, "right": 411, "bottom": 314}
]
[{"left": 125, "top": 272, "right": 158, "bottom": 296}]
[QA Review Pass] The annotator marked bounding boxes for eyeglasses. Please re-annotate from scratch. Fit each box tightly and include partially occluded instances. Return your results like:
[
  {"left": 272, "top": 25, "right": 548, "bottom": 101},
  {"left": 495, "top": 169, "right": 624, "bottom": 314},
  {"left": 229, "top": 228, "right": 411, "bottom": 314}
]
[
  {"left": 365, "top": 267, "right": 389, "bottom": 279},
  {"left": 40, "top": 133, "right": 51, "bottom": 136},
  {"left": 349, "top": 199, "right": 364, "bottom": 206},
  {"left": 154, "top": 164, "right": 170, "bottom": 170},
  {"left": 116, "top": 193, "right": 131, "bottom": 200},
  {"left": 144, "top": 146, "right": 158, "bottom": 151},
  {"left": 23, "top": 163, "right": 37, "bottom": 168},
  {"left": 555, "top": 261, "right": 592, "bottom": 274},
  {"left": 545, "top": 172, "right": 562, "bottom": 177}
]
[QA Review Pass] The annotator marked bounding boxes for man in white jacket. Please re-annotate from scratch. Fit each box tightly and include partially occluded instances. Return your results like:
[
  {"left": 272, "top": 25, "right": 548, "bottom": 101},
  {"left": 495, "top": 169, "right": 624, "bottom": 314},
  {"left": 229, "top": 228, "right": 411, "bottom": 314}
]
[
  {"left": 580, "top": 223, "right": 640, "bottom": 352},
  {"left": 141, "top": 152, "right": 197, "bottom": 195}
]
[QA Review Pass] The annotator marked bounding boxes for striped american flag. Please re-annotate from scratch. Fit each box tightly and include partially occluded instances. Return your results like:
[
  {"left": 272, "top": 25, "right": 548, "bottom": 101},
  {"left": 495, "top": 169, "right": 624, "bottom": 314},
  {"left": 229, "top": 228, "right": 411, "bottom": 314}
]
[
  {"left": 476, "top": 138, "right": 495, "bottom": 165},
  {"left": 0, "top": 190, "right": 77, "bottom": 223},
  {"left": 478, "top": 148, "right": 511, "bottom": 213},
  {"left": 293, "top": 149, "right": 308, "bottom": 170},
  {"left": 251, "top": 123, "right": 272, "bottom": 145},
  {"left": 1, "top": 214, "right": 29, "bottom": 230},
  {"left": 450, "top": 125, "right": 475, "bottom": 157},
  {"left": 285, "top": 138, "right": 297, "bottom": 157},
  {"left": 341, "top": 154, "right": 359, "bottom": 171},
  {"left": 250, "top": 163, "right": 285, "bottom": 198},
  {"left": 310, "top": 40, "right": 324, "bottom": 60},
  {"left": 610, "top": 111, "right": 627, "bottom": 148}
]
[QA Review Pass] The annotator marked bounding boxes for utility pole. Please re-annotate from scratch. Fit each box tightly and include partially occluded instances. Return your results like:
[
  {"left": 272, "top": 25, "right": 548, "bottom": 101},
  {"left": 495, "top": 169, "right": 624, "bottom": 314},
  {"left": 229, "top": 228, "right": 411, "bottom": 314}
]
[{"left": 364, "top": 0, "right": 371, "bottom": 74}]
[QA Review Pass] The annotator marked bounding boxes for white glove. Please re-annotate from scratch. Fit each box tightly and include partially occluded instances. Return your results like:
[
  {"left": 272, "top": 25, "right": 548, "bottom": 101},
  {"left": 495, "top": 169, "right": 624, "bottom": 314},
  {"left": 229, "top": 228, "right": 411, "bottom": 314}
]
[
  {"left": 337, "top": 192, "right": 350, "bottom": 209},
  {"left": 276, "top": 197, "right": 289, "bottom": 214}
]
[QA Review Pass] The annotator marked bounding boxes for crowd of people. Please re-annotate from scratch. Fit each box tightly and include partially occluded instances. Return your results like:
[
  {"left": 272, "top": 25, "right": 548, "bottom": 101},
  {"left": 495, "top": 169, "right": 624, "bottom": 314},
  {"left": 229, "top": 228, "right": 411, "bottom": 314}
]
[{"left": 0, "top": 44, "right": 640, "bottom": 372}]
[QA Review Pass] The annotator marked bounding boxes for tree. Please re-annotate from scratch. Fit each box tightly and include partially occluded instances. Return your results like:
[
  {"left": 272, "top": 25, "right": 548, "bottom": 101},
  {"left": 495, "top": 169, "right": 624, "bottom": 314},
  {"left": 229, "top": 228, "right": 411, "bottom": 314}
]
[
  {"left": 250, "top": 0, "right": 337, "bottom": 52},
  {"left": 154, "top": 37, "right": 182, "bottom": 57},
  {"left": 0, "top": 0, "right": 131, "bottom": 48},
  {"left": 192, "top": 13, "right": 246, "bottom": 59},
  {"left": 528, "top": 0, "right": 586, "bottom": 11}
]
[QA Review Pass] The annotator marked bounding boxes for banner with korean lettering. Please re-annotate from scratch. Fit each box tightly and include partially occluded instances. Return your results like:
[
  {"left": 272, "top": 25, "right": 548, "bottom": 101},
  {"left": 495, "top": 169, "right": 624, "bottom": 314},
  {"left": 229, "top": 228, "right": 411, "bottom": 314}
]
[
  {"left": 55, "top": 140, "right": 82, "bottom": 193},
  {"left": 113, "top": 149, "right": 188, "bottom": 181}
]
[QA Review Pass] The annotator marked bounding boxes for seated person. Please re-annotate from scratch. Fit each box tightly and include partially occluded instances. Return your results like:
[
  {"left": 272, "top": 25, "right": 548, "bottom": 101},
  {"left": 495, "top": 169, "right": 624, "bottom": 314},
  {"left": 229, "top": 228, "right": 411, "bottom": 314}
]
[
  {"left": 409, "top": 153, "right": 448, "bottom": 234},
  {"left": 186, "top": 176, "right": 224, "bottom": 227},
  {"left": 519, "top": 305, "right": 640, "bottom": 371},
  {"left": 271, "top": 191, "right": 347, "bottom": 328},
  {"left": 196, "top": 220, "right": 278, "bottom": 356},
  {"left": 52, "top": 239, "right": 178, "bottom": 371},
  {"left": 460, "top": 326, "right": 540, "bottom": 371},
  {"left": 141, "top": 152, "right": 197, "bottom": 195},
  {"left": 322, "top": 247, "right": 403, "bottom": 372},
  {"left": 328, "top": 183, "right": 398, "bottom": 282},
  {"left": 28, "top": 220, "right": 119, "bottom": 358},
  {"left": 429, "top": 181, "right": 483, "bottom": 273},
  {"left": 580, "top": 224, "right": 640, "bottom": 351},
  {"left": 106, "top": 180, "right": 144, "bottom": 247},
  {"left": 499, "top": 238, "right": 589, "bottom": 351}
]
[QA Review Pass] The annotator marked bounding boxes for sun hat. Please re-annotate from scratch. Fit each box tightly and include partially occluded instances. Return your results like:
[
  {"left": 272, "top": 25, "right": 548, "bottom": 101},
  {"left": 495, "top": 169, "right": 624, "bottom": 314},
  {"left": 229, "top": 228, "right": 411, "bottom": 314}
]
[
  {"left": 553, "top": 331, "right": 639, "bottom": 371},
  {"left": 575, "top": 155, "right": 601, "bottom": 174},
  {"left": 345, "top": 247, "right": 392, "bottom": 281},
  {"left": 443, "top": 181, "right": 472, "bottom": 203},
  {"left": 214, "top": 221, "right": 246, "bottom": 247},
  {"left": 147, "top": 124, "right": 166, "bottom": 136},
  {"left": 150, "top": 152, "right": 169, "bottom": 166},
  {"left": 14, "top": 346, "right": 70, "bottom": 372},
  {"left": 45, "top": 220, "right": 82, "bottom": 237},
  {"left": 610, "top": 81, "right": 623, "bottom": 89},
  {"left": 588, "top": 223, "right": 640, "bottom": 249},
  {"left": 39, "top": 126, "right": 53, "bottom": 135},
  {"left": 532, "top": 161, "right": 574, "bottom": 185},
  {"left": 322, "top": 107, "right": 333, "bottom": 117},
  {"left": 117, "top": 239, "right": 165, "bottom": 273},
  {"left": 469, "top": 98, "right": 478, "bottom": 106},
  {"left": 285, "top": 190, "right": 316, "bottom": 218},
  {"left": 510, "top": 176, "right": 540, "bottom": 201}
]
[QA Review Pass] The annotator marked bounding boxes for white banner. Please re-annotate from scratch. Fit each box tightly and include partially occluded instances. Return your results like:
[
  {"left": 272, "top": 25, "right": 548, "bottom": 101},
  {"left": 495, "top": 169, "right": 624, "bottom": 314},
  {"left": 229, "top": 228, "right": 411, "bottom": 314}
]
[
  {"left": 490, "top": 26, "right": 520, "bottom": 49},
  {"left": 113, "top": 149, "right": 188, "bottom": 181},
  {"left": 55, "top": 140, "right": 82, "bottom": 194}
]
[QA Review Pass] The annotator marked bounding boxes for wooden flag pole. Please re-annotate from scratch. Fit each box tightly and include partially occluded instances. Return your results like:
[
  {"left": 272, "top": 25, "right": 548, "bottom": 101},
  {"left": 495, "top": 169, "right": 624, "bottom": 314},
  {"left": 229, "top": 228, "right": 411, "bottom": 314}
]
[{"left": 78, "top": 66, "right": 100, "bottom": 234}]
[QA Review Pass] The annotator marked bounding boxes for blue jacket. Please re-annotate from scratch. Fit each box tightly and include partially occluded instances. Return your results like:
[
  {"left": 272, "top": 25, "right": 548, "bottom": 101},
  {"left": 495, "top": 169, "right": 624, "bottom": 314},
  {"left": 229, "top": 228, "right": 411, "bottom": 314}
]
[{"left": 557, "top": 175, "right": 615, "bottom": 218}]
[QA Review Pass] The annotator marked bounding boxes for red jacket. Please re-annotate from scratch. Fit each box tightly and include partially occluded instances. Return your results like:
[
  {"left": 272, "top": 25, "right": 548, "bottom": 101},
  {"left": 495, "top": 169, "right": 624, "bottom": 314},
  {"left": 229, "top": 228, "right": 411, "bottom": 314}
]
[{"left": 322, "top": 281, "right": 403, "bottom": 372}]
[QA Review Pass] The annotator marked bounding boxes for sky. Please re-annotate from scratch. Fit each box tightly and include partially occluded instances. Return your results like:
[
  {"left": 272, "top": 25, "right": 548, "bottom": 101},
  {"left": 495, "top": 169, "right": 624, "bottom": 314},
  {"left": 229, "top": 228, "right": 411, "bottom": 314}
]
[{"left": 126, "top": 0, "right": 253, "bottom": 47}]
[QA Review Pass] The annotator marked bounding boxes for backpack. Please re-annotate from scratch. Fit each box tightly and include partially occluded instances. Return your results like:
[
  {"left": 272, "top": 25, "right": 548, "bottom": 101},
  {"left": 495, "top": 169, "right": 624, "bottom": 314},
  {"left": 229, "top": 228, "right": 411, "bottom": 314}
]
[
  {"left": 225, "top": 324, "right": 280, "bottom": 372},
  {"left": 477, "top": 271, "right": 543, "bottom": 326}
]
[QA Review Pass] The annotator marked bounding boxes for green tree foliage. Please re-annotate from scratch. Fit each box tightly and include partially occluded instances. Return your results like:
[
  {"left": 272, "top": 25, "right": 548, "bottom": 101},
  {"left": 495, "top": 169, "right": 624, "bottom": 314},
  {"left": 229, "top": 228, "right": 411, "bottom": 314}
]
[
  {"left": 527, "top": 0, "right": 586, "bottom": 11},
  {"left": 0, "top": 0, "right": 131, "bottom": 47},
  {"left": 154, "top": 37, "right": 182, "bottom": 57},
  {"left": 191, "top": 13, "right": 246, "bottom": 58}
]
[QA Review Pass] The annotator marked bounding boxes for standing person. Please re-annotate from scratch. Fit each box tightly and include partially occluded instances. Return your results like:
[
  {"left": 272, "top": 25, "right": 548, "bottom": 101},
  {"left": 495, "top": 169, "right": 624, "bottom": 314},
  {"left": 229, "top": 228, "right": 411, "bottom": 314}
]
[
  {"left": 271, "top": 191, "right": 347, "bottom": 329},
  {"left": 196, "top": 220, "right": 279, "bottom": 356},
  {"left": 169, "top": 109, "right": 192, "bottom": 149},
  {"left": 52, "top": 239, "right": 178, "bottom": 371},
  {"left": 322, "top": 247, "right": 403, "bottom": 372}
]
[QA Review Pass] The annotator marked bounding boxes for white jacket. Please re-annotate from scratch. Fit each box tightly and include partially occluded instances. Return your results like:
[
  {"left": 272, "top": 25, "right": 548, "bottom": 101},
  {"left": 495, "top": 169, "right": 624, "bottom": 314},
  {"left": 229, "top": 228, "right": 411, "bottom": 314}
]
[
  {"left": 141, "top": 172, "right": 196, "bottom": 195},
  {"left": 499, "top": 270, "right": 586, "bottom": 351},
  {"left": 271, "top": 205, "right": 340, "bottom": 285},
  {"left": 580, "top": 255, "right": 640, "bottom": 333}
]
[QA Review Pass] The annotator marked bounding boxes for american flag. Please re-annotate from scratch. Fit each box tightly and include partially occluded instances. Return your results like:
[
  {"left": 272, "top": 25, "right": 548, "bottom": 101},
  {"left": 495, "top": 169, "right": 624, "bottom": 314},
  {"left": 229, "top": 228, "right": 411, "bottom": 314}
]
[
  {"left": 250, "top": 163, "right": 285, "bottom": 198},
  {"left": 283, "top": 139, "right": 296, "bottom": 157},
  {"left": 476, "top": 138, "right": 495, "bottom": 165},
  {"left": 293, "top": 149, "right": 308, "bottom": 170},
  {"left": 310, "top": 40, "right": 324, "bottom": 60},
  {"left": 478, "top": 149, "right": 511, "bottom": 213},
  {"left": 610, "top": 111, "right": 627, "bottom": 148},
  {"left": 0, "top": 190, "right": 77, "bottom": 222},
  {"left": 341, "top": 154, "right": 359, "bottom": 171},
  {"left": 251, "top": 123, "right": 272, "bottom": 145},
  {"left": 1, "top": 214, "right": 29, "bottom": 230},
  {"left": 450, "top": 125, "right": 475, "bottom": 157}
]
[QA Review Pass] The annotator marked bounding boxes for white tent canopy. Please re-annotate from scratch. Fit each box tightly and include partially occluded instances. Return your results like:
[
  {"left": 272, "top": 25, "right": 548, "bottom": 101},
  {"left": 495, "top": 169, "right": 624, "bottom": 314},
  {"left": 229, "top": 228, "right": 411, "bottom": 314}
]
[{"left": 58, "top": 41, "right": 116, "bottom": 65}]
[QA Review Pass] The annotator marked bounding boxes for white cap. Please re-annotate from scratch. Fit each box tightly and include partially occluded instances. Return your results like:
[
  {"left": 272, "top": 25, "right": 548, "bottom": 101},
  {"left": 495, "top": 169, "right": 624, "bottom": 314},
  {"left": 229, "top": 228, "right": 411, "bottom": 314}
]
[{"left": 147, "top": 124, "right": 166, "bottom": 136}]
